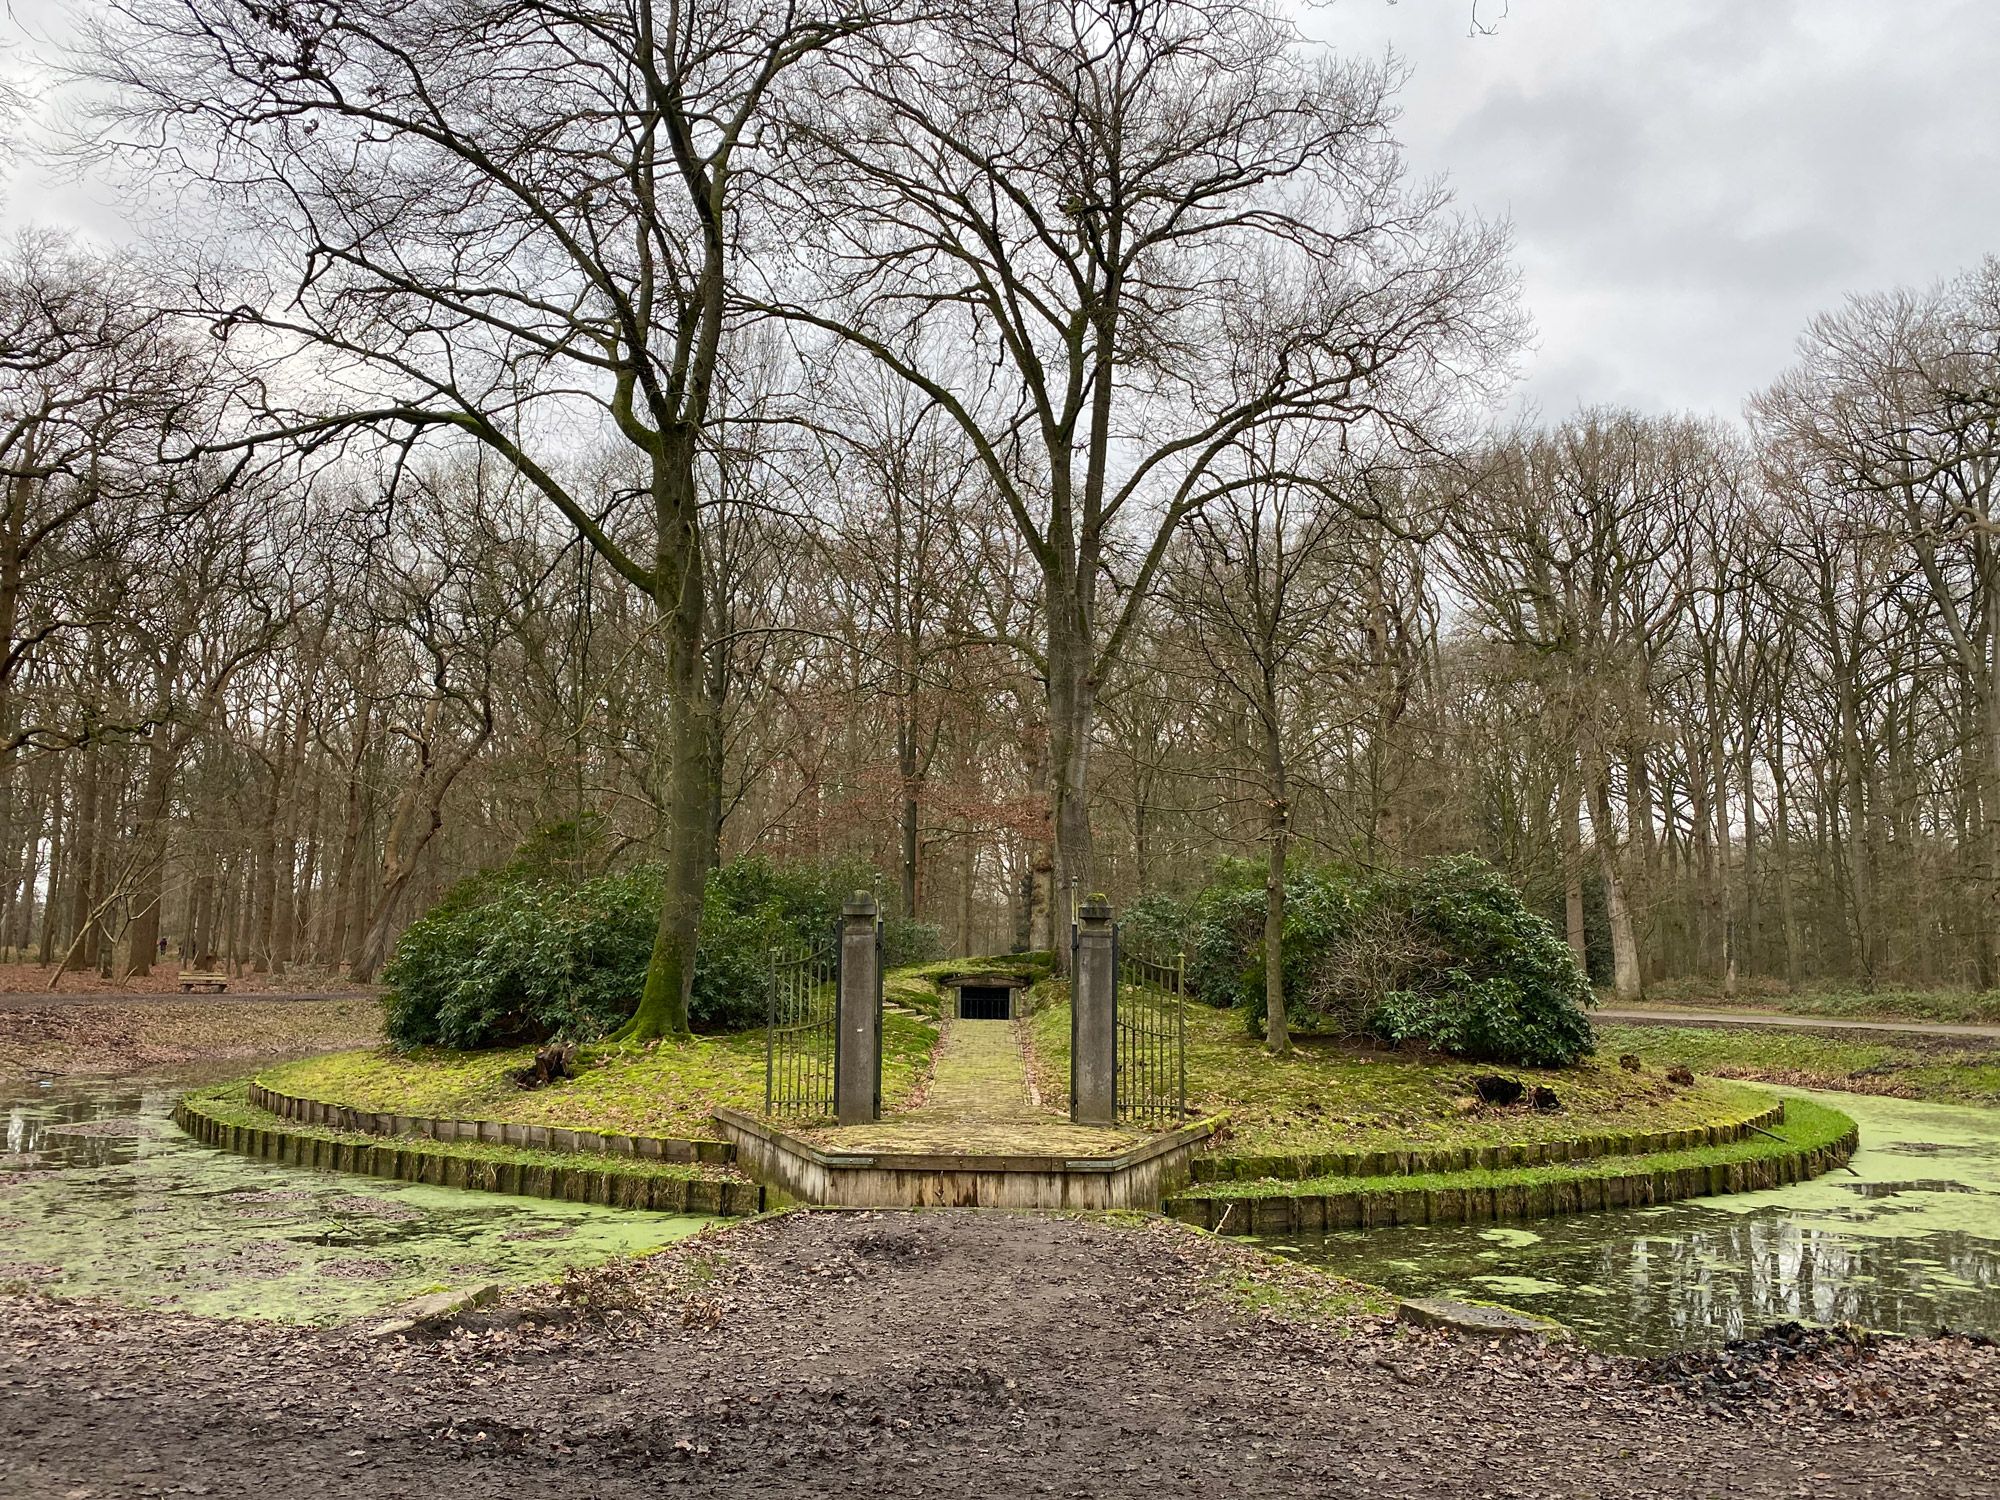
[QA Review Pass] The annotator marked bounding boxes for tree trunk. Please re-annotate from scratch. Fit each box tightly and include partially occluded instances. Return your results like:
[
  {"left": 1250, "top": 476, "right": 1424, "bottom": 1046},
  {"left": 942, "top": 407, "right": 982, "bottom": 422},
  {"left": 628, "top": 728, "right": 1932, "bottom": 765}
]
[
  {"left": 1045, "top": 562, "right": 1096, "bottom": 969},
  {"left": 331, "top": 693, "right": 372, "bottom": 972},
  {"left": 62, "top": 738, "right": 100, "bottom": 976},
  {"left": 899, "top": 713, "right": 920, "bottom": 919},
  {"left": 619, "top": 450, "right": 712, "bottom": 1042},
  {"left": 1839, "top": 673, "right": 1875, "bottom": 978},
  {"left": 1589, "top": 771, "right": 1643, "bottom": 1003},
  {"left": 1562, "top": 757, "right": 1587, "bottom": 969},
  {"left": 1260, "top": 700, "right": 1289, "bottom": 1055},
  {"left": 123, "top": 725, "right": 179, "bottom": 978}
]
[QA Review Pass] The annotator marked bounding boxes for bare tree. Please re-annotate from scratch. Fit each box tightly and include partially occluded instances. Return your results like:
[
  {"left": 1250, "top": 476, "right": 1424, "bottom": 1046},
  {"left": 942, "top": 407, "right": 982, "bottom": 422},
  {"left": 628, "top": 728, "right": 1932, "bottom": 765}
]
[
  {"left": 81, "top": 0, "right": 878, "bottom": 1033},
  {"left": 775, "top": 0, "right": 1517, "bottom": 946},
  {"left": 1172, "top": 448, "right": 1364, "bottom": 1053}
]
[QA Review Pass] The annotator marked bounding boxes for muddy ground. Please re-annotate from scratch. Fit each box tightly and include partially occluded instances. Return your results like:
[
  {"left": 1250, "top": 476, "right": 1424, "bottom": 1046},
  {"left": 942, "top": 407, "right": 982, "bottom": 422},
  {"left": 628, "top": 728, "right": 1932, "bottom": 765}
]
[
  {"left": 0, "top": 996, "right": 383, "bottom": 1081},
  {"left": 4, "top": 1210, "right": 1997, "bottom": 1500}
]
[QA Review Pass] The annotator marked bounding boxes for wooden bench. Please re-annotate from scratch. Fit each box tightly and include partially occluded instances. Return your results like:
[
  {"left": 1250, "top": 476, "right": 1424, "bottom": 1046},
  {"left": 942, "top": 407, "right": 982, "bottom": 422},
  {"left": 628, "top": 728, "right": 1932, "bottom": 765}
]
[{"left": 178, "top": 971, "right": 229, "bottom": 994}]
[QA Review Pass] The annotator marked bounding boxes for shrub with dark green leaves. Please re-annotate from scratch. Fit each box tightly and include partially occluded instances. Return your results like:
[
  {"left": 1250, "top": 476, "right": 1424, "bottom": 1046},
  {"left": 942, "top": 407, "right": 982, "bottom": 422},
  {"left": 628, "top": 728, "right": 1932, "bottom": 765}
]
[
  {"left": 383, "top": 867, "right": 664, "bottom": 1049},
  {"left": 1359, "top": 857, "right": 1595, "bottom": 1067},
  {"left": 383, "top": 847, "right": 935, "bottom": 1049},
  {"left": 1132, "top": 853, "right": 1593, "bottom": 1067}
]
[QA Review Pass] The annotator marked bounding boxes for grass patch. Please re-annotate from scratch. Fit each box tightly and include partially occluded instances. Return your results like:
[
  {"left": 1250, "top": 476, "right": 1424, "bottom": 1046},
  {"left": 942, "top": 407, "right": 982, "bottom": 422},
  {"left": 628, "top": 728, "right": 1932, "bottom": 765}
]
[
  {"left": 1600, "top": 1022, "right": 2000, "bottom": 1108},
  {"left": 182, "top": 1080, "right": 743, "bottom": 1182},
  {"left": 1025, "top": 999, "right": 1774, "bottom": 1156},
  {"left": 1181, "top": 1097, "right": 1856, "bottom": 1201},
  {"left": 255, "top": 1010, "right": 939, "bottom": 1140},
  {"left": 1206, "top": 1254, "right": 1398, "bottom": 1322}
]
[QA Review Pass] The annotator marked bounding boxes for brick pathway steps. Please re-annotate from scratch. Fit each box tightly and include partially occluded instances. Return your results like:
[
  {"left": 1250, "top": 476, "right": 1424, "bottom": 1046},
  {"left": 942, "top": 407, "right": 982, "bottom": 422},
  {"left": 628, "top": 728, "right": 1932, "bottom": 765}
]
[{"left": 813, "top": 1017, "right": 1144, "bottom": 1156}]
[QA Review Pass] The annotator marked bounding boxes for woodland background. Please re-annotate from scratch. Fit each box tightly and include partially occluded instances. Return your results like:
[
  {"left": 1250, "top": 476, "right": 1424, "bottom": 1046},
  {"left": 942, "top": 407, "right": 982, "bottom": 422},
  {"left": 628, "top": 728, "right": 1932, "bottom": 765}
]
[{"left": 3, "top": 1, "right": 1999, "bottom": 1003}]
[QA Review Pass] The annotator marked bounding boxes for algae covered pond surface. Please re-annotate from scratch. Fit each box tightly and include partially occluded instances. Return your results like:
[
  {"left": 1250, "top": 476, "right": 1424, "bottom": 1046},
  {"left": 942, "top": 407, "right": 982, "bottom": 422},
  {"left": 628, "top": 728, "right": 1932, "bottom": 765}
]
[
  {"left": 0, "top": 1067, "right": 715, "bottom": 1322},
  {"left": 1250, "top": 1088, "right": 2000, "bottom": 1354}
]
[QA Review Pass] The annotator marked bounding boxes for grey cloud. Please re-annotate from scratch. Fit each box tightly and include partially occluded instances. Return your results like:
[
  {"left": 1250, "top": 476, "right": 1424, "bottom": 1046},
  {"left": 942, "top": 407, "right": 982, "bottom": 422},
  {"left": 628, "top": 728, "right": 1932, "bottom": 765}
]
[{"left": 1317, "top": 0, "right": 2000, "bottom": 419}]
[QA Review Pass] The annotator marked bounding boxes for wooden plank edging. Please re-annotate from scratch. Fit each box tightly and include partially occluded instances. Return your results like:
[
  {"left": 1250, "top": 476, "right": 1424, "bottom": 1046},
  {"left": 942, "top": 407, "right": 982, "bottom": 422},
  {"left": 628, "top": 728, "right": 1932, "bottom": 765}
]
[
  {"left": 174, "top": 1095, "right": 763, "bottom": 1217},
  {"left": 1164, "top": 1125, "right": 1859, "bottom": 1234},
  {"left": 247, "top": 1081, "right": 735, "bottom": 1165},
  {"left": 1187, "top": 1102, "right": 1790, "bottom": 1184}
]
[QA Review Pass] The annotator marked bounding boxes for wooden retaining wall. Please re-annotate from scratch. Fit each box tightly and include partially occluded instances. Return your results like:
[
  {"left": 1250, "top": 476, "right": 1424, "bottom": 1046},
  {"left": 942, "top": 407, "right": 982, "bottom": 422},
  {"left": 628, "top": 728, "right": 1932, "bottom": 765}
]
[
  {"left": 714, "top": 1107, "right": 1216, "bottom": 1210},
  {"left": 248, "top": 1082, "right": 736, "bottom": 1165},
  {"left": 1189, "top": 1103, "right": 1789, "bottom": 1185},
  {"left": 176, "top": 1096, "right": 763, "bottom": 1216},
  {"left": 1165, "top": 1125, "right": 1859, "bottom": 1235}
]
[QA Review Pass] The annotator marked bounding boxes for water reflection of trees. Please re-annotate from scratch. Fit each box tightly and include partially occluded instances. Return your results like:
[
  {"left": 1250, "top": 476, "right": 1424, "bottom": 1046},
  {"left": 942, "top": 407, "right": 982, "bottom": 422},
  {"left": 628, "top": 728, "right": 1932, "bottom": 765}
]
[
  {"left": 1591, "top": 1210, "right": 2000, "bottom": 1346},
  {"left": 4, "top": 1080, "right": 150, "bottom": 1168},
  {"left": 1289, "top": 1201, "right": 2000, "bottom": 1353}
]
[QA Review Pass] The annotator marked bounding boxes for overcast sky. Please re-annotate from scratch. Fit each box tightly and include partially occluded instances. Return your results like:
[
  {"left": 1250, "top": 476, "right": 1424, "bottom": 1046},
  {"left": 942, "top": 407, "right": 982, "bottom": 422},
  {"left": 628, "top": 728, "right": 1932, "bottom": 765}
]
[
  {"left": 1309, "top": 0, "right": 2000, "bottom": 423},
  {"left": 6, "top": 1, "right": 1999, "bottom": 426}
]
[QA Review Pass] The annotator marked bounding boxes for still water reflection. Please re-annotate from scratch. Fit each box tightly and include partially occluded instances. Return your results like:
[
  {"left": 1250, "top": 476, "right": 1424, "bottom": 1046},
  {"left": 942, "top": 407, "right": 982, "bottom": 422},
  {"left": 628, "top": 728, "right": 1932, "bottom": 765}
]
[
  {"left": 1249, "top": 1089, "right": 2000, "bottom": 1354},
  {"left": 0, "top": 1067, "right": 714, "bottom": 1322}
]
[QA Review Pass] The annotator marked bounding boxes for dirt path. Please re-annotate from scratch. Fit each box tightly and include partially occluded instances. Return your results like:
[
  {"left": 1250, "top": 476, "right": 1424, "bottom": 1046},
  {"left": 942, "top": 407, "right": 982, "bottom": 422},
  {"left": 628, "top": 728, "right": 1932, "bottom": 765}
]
[
  {"left": 1597, "top": 1008, "right": 2000, "bottom": 1040},
  {"left": 2, "top": 1209, "right": 1994, "bottom": 1499}
]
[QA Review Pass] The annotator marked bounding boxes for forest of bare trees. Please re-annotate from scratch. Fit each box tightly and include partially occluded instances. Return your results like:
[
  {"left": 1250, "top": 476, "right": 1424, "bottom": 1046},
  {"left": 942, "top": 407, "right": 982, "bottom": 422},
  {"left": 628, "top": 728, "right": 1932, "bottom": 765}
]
[{"left": 0, "top": 0, "right": 1996, "bottom": 1006}]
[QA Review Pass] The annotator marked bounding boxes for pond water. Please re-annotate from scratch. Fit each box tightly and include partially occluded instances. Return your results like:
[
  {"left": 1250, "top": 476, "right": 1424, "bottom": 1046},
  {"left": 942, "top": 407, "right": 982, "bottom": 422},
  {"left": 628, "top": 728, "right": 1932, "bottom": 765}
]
[
  {"left": 0, "top": 1066, "right": 715, "bottom": 1323},
  {"left": 1248, "top": 1089, "right": 2000, "bottom": 1354}
]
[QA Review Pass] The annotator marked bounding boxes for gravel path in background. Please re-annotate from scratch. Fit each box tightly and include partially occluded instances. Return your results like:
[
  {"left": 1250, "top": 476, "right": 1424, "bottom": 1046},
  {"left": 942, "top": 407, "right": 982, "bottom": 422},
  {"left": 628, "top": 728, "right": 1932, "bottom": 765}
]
[
  {"left": 1596, "top": 1010, "right": 2000, "bottom": 1040},
  {"left": 4, "top": 1209, "right": 1996, "bottom": 1499}
]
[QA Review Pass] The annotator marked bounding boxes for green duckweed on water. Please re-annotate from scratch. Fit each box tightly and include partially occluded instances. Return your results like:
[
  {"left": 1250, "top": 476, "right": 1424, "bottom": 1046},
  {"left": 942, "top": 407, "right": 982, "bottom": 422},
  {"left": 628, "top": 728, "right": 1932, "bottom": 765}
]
[
  {"left": 1248, "top": 1087, "right": 2000, "bottom": 1354},
  {"left": 0, "top": 1068, "right": 714, "bottom": 1323}
]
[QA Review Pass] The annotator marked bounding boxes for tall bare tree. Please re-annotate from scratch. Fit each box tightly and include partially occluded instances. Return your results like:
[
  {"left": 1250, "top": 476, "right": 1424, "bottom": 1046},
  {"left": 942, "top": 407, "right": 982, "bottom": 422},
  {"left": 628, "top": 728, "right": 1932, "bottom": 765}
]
[
  {"left": 82, "top": 0, "right": 877, "bottom": 1033},
  {"left": 776, "top": 0, "right": 1517, "bottom": 943}
]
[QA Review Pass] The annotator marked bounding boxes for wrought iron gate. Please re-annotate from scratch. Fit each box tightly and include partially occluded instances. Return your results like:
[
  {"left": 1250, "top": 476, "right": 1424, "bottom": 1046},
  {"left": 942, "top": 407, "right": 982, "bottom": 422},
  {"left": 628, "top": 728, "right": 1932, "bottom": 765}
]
[
  {"left": 765, "top": 926, "right": 839, "bottom": 1118},
  {"left": 1114, "top": 929, "right": 1187, "bottom": 1127}
]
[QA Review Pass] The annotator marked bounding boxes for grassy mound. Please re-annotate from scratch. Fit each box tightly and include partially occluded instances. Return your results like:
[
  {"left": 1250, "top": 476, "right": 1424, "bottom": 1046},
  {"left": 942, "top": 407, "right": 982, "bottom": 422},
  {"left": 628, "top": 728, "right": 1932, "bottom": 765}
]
[
  {"left": 1179, "top": 1096, "right": 1855, "bottom": 1202},
  {"left": 1026, "top": 1000, "right": 1776, "bottom": 1157},
  {"left": 255, "top": 1010, "right": 939, "bottom": 1141}
]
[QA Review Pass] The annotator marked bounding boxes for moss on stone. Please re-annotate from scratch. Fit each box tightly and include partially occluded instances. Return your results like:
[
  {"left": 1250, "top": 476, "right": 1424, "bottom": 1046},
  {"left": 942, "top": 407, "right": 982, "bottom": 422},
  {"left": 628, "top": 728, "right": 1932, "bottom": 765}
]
[{"left": 1175, "top": 1097, "right": 1856, "bottom": 1203}]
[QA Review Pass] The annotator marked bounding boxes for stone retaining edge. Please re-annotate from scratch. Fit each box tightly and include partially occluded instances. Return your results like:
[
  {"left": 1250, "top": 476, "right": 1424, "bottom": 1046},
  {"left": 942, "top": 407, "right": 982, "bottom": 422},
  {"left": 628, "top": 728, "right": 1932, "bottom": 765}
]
[
  {"left": 1188, "top": 1102, "right": 1788, "bottom": 1184},
  {"left": 247, "top": 1081, "right": 736, "bottom": 1166},
  {"left": 175, "top": 1094, "right": 764, "bottom": 1217},
  {"left": 1164, "top": 1124, "right": 1859, "bottom": 1234}
]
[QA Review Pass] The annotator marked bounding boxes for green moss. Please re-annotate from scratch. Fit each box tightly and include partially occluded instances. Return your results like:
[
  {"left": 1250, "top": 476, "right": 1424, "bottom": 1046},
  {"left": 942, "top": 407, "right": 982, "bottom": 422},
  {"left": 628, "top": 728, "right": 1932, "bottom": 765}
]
[
  {"left": 1026, "top": 999, "right": 1774, "bottom": 1156},
  {"left": 1180, "top": 1097, "right": 1855, "bottom": 1201},
  {"left": 255, "top": 1011, "right": 939, "bottom": 1139},
  {"left": 1598, "top": 1023, "right": 2000, "bottom": 1108},
  {"left": 185, "top": 1081, "right": 740, "bottom": 1181}
]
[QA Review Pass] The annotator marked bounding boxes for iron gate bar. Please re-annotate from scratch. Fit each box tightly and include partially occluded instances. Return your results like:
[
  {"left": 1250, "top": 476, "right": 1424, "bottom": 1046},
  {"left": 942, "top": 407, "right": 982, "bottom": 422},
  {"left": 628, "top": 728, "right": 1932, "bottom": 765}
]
[
  {"left": 1113, "top": 924, "right": 1187, "bottom": 1128},
  {"left": 873, "top": 917, "right": 883, "bottom": 1121},
  {"left": 765, "top": 921, "right": 840, "bottom": 1119}
]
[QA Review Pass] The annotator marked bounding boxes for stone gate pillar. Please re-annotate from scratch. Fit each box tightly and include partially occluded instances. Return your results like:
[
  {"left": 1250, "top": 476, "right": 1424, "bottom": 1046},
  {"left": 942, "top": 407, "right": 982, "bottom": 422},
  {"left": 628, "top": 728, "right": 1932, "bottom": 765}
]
[
  {"left": 1072, "top": 895, "right": 1116, "bottom": 1125},
  {"left": 837, "top": 891, "right": 880, "bottom": 1126}
]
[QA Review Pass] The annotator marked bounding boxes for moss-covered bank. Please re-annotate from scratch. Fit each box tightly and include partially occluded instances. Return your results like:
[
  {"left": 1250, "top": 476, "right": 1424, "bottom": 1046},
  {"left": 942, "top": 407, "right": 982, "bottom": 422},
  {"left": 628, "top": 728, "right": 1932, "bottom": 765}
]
[
  {"left": 1164, "top": 1097, "right": 1858, "bottom": 1234},
  {"left": 176, "top": 1082, "right": 764, "bottom": 1216},
  {"left": 1025, "top": 998, "right": 1778, "bottom": 1158}
]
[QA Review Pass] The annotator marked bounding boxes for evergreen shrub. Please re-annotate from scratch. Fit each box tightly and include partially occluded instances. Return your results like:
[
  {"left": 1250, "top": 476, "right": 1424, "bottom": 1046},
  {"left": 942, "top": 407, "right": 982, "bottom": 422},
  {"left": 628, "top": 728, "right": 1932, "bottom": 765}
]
[
  {"left": 383, "top": 841, "right": 939, "bottom": 1048},
  {"left": 1140, "top": 854, "right": 1594, "bottom": 1068}
]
